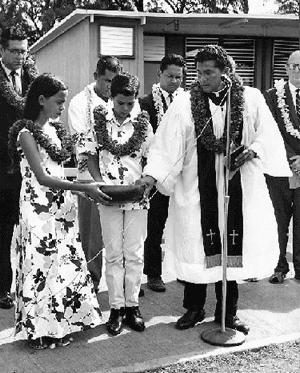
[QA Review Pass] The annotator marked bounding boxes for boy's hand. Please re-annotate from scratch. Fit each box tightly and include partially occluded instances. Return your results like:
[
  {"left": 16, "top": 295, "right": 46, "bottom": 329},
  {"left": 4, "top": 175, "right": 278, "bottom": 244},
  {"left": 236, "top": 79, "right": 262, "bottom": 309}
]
[{"left": 137, "top": 176, "right": 156, "bottom": 199}]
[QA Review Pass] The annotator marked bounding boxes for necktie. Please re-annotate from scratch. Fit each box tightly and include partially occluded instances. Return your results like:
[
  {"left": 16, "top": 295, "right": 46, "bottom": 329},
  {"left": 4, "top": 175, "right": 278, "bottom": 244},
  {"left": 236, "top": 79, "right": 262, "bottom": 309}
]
[
  {"left": 296, "top": 89, "right": 300, "bottom": 125},
  {"left": 168, "top": 93, "right": 173, "bottom": 105},
  {"left": 10, "top": 70, "right": 17, "bottom": 91}
]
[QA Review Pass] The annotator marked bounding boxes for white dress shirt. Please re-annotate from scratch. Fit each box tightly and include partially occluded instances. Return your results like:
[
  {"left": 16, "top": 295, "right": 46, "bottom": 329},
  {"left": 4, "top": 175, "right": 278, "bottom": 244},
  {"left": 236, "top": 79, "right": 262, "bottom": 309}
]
[{"left": 1, "top": 60, "right": 22, "bottom": 94}]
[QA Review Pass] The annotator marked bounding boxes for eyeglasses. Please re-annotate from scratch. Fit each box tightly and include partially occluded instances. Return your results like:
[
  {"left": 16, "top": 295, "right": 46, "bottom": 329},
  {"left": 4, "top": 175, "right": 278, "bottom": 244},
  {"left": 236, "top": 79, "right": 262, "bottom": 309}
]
[
  {"left": 287, "top": 63, "right": 300, "bottom": 72},
  {"left": 6, "top": 48, "right": 28, "bottom": 57}
]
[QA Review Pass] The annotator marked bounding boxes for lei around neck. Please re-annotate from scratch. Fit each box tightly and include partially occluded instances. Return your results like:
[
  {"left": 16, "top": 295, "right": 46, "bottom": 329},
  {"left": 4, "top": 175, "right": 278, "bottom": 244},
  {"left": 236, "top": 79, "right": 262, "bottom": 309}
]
[
  {"left": 0, "top": 54, "right": 38, "bottom": 112},
  {"left": 152, "top": 83, "right": 183, "bottom": 126},
  {"left": 275, "top": 79, "right": 300, "bottom": 140},
  {"left": 93, "top": 105, "right": 149, "bottom": 157},
  {"left": 190, "top": 74, "right": 245, "bottom": 153},
  {"left": 18, "top": 119, "right": 75, "bottom": 164}
]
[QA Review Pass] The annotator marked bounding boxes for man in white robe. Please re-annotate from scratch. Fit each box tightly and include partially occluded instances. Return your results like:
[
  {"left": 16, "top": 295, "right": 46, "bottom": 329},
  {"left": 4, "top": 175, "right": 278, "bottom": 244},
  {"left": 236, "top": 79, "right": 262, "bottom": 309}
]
[{"left": 139, "top": 45, "right": 291, "bottom": 335}]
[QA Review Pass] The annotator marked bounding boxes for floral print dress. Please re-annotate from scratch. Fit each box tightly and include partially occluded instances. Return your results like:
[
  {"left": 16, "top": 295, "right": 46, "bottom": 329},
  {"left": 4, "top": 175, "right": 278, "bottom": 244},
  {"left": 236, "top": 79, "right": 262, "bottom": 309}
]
[{"left": 14, "top": 123, "right": 102, "bottom": 341}]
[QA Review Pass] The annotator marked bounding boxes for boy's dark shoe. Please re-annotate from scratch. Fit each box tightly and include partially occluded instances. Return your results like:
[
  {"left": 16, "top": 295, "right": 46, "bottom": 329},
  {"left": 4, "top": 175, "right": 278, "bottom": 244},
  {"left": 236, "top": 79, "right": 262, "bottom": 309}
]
[
  {"left": 0, "top": 292, "right": 14, "bottom": 309},
  {"left": 124, "top": 306, "right": 145, "bottom": 332},
  {"left": 106, "top": 308, "right": 125, "bottom": 336}
]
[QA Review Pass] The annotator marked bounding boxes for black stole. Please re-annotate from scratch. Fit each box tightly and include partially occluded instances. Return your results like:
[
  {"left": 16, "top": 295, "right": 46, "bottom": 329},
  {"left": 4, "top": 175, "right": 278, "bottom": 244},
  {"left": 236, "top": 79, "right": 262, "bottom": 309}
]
[{"left": 197, "top": 111, "right": 244, "bottom": 269}]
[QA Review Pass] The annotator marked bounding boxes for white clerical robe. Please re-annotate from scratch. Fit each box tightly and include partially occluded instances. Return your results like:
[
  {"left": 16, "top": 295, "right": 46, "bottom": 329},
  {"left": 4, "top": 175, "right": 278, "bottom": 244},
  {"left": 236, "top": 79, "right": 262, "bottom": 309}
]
[{"left": 144, "top": 87, "right": 291, "bottom": 284}]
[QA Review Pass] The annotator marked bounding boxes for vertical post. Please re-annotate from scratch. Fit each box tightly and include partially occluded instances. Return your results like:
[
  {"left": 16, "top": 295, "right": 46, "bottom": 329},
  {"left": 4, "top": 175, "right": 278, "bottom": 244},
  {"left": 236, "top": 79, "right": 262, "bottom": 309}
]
[
  {"left": 299, "top": 0, "right": 300, "bottom": 49},
  {"left": 222, "top": 84, "right": 232, "bottom": 333}
]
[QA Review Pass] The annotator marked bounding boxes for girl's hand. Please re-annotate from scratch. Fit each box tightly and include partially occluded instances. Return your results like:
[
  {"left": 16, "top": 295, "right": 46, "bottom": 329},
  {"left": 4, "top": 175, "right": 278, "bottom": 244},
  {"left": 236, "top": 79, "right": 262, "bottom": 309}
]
[{"left": 85, "top": 182, "right": 113, "bottom": 205}]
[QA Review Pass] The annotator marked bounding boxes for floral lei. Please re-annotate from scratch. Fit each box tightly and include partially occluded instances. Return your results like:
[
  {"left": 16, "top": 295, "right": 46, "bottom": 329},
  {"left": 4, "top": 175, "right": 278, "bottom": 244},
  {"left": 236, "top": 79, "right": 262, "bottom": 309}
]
[
  {"left": 0, "top": 54, "right": 38, "bottom": 114},
  {"left": 18, "top": 119, "right": 75, "bottom": 164},
  {"left": 190, "top": 74, "right": 245, "bottom": 153},
  {"left": 93, "top": 105, "right": 149, "bottom": 157},
  {"left": 152, "top": 83, "right": 183, "bottom": 126},
  {"left": 275, "top": 79, "right": 300, "bottom": 140}
]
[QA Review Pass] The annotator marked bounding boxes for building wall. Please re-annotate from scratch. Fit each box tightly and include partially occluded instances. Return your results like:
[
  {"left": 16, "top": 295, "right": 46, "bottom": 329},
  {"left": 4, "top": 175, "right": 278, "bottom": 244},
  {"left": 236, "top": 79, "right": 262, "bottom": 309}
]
[
  {"left": 33, "top": 18, "right": 91, "bottom": 125},
  {"left": 93, "top": 16, "right": 144, "bottom": 94}
]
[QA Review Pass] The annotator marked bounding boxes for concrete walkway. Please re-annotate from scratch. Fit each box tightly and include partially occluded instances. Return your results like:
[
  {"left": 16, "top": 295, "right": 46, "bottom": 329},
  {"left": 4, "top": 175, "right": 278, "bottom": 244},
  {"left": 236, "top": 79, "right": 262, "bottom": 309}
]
[{"left": 1, "top": 247, "right": 300, "bottom": 373}]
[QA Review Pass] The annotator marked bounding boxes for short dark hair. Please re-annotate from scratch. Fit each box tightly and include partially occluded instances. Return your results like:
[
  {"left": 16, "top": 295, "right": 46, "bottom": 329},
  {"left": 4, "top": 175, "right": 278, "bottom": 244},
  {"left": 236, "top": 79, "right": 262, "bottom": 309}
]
[
  {"left": 195, "top": 45, "right": 229, "bottom": 71},
  {"left": 96, "top": 56, "right": 121, "bottom": 76},
  {"left": 160, "top": 54, "right": 186, "bottom": 72},
  {"left": 0, "top": 26, "right": 27, "bottom": 48},
  {"left": 110, "top": 72, "right": 140, "bottom": 98}
]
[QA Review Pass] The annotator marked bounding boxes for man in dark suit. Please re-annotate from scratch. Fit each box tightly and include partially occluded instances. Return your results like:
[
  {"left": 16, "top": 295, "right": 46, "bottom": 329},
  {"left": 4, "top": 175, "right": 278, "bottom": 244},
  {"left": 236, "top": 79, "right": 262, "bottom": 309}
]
[
  {"left": 0, "top": 27, "right": 37, "bottom": 308},
  {"left": 139, "top": 54, "right": 185, "bottom": 292},
  {"left": 264, "top": 50, "right": 300, "bottom": 284}
]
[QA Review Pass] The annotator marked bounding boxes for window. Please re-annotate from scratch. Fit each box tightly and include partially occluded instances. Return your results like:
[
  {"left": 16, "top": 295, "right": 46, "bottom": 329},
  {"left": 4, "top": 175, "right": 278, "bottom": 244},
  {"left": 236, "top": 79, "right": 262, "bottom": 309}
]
[
  {"left": 144, "top": 35, "right": 165, "bottom": 62},
  {"left": 185, "top": 37, "right": 256, "bottom": 88},
  {"left": 273, "top": 39, "right": 299, "bottom": 83}
]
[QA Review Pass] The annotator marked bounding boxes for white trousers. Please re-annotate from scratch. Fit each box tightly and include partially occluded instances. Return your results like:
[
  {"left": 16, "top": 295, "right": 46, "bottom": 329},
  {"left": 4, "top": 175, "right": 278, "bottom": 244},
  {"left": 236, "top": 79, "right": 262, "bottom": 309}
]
[{"left": 98, "top": 205, "right": 147, "bottom": 309}]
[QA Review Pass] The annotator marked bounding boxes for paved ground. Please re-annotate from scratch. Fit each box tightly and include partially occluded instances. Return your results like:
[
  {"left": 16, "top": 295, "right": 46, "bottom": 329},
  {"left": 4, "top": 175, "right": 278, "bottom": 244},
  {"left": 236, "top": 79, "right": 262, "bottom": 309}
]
[{"left": 1, "top": 247, "right": 299, "bottom": 373}]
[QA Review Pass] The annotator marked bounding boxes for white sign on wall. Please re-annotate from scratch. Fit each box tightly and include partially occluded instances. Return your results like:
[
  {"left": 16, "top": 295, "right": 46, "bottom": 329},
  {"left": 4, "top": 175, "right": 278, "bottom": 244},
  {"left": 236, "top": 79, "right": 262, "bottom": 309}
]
[{"left": 100, "top": 25, "right": 134, "bottom": 57}]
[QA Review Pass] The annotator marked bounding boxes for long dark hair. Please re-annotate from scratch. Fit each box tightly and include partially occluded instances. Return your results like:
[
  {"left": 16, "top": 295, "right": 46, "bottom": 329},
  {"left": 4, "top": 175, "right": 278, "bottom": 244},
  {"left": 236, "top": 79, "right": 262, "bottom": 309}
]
[{"left": 8, "top": 73, "right": 67, "bottom": 172}]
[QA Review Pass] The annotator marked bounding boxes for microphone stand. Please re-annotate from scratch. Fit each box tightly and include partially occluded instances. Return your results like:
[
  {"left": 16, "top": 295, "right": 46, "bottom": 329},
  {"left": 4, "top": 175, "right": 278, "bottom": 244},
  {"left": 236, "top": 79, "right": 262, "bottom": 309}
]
[{"left": 201, "top": 76, "right": 245, "bottom": 347}]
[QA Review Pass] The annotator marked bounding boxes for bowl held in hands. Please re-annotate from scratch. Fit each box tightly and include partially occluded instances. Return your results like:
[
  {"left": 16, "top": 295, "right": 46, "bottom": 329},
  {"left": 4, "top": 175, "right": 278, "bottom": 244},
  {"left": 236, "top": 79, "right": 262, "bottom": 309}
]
[{"left": 100, "top": 184, "right": 145, "bottom": 203}]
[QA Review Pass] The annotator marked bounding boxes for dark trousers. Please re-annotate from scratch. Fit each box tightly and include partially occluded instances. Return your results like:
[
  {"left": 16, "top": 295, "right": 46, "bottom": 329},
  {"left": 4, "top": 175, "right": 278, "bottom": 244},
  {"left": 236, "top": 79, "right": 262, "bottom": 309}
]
[
  {"left": 265, "top": 175, "right": 300, "bottom": 276},
  {"left": 77, "top": 195, "right": 103, "bottom": 290},
  {"left": 0, "top": 187, "right": 20, "bottom": 294},
  {"left": 143, "top": 189, "right": 169, "bottom": 277},
  {"left": 183, "top": 280, "right": 239, "bottom": 318}
]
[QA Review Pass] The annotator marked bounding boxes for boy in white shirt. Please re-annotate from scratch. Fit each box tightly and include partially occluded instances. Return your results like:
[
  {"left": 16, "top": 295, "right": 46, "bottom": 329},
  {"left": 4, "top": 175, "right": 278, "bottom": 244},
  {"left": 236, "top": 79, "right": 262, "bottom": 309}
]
[{"left": 82, "top": 72, "right": 153, "bottom": 336}]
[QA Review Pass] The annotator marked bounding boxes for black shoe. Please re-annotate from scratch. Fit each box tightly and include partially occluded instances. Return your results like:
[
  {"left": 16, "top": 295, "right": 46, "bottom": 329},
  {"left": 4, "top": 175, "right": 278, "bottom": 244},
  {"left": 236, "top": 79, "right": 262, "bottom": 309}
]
[
  {"left": 214, "top": 315, "right": 250, "bottom": 335},
  {"left": 124, "top": 306, "right": 145, "bottom": 332},
  {"left": 269, "top": 271, "right": 286, "bottom": 284},
  {"left": 0, "top": 292, "right": 13, "bottom": 309},
  {"left": 175, "top": 309, "right": 205, "bottom": 330},
  {"left": 106, "top": 308, "right": 125, "bottom": 336},
  {"left": 147, "top": 276, "right": 166, "bottom": 292}
]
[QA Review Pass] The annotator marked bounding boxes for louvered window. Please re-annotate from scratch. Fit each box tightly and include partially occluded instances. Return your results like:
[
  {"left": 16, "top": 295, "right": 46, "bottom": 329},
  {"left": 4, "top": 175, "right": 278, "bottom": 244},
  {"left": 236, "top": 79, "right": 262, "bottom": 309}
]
[
  {"left": 273, "top": 39, "right": 299, "bottom": 83},
  {"left": 221, "top": 38, "right": 255, "bottom": 87},
  {"left": 185, "top": 37, "right": 255, "bottom": 88},
  {"left": 185, "top": 37, "right": 218, "bottom": 88}
]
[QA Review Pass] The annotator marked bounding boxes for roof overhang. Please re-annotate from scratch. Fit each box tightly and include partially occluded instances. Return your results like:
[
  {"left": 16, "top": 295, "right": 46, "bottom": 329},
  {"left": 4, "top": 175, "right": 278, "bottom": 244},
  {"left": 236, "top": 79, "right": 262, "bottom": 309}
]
[{"left": 30, "top": 9, "right": 300, "bottom": 52}]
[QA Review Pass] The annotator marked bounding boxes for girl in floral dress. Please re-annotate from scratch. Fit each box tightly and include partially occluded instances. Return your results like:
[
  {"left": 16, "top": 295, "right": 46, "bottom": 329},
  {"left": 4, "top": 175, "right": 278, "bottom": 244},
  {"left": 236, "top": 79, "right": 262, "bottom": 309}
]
[
  {"left": 8, "top": 73, "right": 106, "bottom": 350},
  {"left": 83, "top": 73, "right": 153, "bottom": 336}
]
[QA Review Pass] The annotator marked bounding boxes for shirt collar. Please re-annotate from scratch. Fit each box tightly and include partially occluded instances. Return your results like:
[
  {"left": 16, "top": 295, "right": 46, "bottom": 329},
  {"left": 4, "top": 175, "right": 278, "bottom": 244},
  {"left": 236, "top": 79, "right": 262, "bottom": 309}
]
[
  {"left": 289, "top": 80, "right": 299, "bottom": 94},
  {"left": 1, "top": 60, "right": 21, "bottom": 78},
  {"left": 159, "top": 84, "right": 178, "bottom": 99},
  {"left": 106, "top": 103, "right": 137, "bottom": 126}
]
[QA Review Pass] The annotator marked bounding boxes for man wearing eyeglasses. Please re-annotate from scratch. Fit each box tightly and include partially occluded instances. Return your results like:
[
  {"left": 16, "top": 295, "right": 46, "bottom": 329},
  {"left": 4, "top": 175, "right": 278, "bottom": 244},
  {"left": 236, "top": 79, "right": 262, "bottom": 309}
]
[
  {"left": 0, "top": 26, "right": 37, "bottom": 309},
  {"left": 264, "top": 50, "right": 300, "bottom": 285}
]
